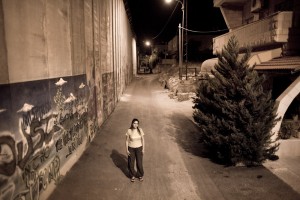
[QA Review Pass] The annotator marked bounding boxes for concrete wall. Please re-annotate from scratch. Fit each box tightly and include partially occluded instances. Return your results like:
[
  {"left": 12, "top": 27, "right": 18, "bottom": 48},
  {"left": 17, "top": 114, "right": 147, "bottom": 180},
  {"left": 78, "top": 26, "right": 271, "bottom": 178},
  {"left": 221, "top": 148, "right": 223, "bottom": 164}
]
[
  {"left": 167, "top": 35, "right": 178, "bottom": 56},
  {"left": 0, "top": 0, "right": 135, "bottom": 199}
]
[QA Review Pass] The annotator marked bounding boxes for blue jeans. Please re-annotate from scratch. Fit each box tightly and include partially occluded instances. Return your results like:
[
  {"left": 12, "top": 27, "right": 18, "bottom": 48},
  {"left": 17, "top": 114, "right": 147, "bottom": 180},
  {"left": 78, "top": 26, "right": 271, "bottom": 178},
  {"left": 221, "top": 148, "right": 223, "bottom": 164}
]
[{"left": 128, "top": 146, "right": 144, "bottom": 178}]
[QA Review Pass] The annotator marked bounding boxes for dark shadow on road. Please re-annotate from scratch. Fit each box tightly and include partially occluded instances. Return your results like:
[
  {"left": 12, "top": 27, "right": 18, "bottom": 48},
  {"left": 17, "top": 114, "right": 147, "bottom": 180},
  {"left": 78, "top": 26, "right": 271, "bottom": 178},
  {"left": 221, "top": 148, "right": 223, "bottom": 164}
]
[
  {"left": 169, "top": 112, "right": 226, "bottom": 164},
  {"left": 169, "top": 113, "right": 240, "bottom": 165},
  {"left": 169, "top": 112, "right": 208, "bottom": 157},
  {"left": 110, "top": 149, "right": 130, "bottom": 178}
]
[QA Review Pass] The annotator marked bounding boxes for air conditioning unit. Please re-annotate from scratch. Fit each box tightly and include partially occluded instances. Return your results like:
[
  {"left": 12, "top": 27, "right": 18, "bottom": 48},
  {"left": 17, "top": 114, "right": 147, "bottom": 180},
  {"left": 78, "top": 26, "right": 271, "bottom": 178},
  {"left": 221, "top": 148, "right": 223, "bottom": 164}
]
[{"left": 251, "top": 0, "right": 263, "bottom": 12}]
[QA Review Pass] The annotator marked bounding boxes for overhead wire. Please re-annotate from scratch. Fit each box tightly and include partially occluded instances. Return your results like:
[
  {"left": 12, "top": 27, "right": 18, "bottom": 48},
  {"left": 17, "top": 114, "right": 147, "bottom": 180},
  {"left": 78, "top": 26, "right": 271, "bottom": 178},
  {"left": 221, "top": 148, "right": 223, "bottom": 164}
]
[
  {"left": 151, "top": 2, "right": 180, "bottom": 40},
  {"left": 180, "top": 26, "right": 228, "bottom": 34},
  {"left": 151, "top": 2, "right": 229, "bottom": 40}
]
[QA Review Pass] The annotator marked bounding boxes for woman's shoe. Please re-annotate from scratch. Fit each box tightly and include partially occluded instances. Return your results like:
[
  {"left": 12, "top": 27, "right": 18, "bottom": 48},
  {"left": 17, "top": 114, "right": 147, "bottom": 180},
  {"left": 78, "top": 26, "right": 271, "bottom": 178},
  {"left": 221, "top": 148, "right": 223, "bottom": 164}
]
[
  {"left": 139, "top": 177, "right": 143, "bottom": 182},
  {"left": 130, "top": 177, "right": 135, "bottom": 182}
]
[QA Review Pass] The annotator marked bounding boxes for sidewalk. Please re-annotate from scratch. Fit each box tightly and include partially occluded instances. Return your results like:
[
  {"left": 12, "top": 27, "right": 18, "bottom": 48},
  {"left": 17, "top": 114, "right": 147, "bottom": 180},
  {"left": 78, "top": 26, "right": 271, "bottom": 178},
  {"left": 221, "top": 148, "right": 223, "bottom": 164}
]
[{"left": 263, "top": 156, "right": 300, "bottom": 194}]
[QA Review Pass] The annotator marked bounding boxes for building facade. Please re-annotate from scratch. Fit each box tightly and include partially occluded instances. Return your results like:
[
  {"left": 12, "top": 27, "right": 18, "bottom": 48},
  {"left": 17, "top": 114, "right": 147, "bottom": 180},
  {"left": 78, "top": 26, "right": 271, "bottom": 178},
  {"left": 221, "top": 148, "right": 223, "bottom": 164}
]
[{"left": 208, "top": 0, "right": 300, "bottom": 154}]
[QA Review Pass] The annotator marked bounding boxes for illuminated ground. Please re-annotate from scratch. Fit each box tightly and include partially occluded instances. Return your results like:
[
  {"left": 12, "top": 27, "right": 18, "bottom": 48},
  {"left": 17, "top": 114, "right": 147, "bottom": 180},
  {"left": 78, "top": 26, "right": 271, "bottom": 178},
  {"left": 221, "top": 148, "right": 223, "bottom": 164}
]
[{"left": 48, "top": 74, "right": 300, "bottom": 200}]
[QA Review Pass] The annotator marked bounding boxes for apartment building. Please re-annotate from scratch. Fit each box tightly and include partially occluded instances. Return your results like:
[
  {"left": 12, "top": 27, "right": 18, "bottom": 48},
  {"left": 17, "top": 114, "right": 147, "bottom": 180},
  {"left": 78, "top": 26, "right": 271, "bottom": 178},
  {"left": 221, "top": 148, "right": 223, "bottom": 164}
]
[{"left": 202, "top": 0, "right": 300, "bottom": 154}]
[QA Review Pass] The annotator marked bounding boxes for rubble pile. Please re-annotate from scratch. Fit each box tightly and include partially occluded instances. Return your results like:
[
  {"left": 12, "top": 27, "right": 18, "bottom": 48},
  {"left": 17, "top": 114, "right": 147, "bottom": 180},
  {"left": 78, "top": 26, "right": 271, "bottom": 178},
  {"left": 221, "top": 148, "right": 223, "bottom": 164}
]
[{"left": 158, "top": 64, "right": 200, "bottom": 102}]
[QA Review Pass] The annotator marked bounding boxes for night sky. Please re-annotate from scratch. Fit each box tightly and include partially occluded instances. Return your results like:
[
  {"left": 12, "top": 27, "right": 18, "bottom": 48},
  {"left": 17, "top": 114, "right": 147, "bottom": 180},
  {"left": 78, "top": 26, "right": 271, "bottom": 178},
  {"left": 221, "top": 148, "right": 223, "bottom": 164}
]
[{"left": 126, "top": 0, "right": 227, "bottom": 46}]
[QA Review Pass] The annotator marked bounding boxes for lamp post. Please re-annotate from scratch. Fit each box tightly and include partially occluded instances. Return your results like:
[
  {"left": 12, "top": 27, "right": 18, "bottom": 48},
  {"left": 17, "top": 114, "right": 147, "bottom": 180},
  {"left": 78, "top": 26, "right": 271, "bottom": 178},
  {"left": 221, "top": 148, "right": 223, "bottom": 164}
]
[
  {"left": 145, "top": 40, "right": 153, "bottom": 73},
  {"left": 165, "top": 0, "right": 184, "bottom": 78},
  {"left": 145, "top": 40, "right": 152, "bottom": 55}
]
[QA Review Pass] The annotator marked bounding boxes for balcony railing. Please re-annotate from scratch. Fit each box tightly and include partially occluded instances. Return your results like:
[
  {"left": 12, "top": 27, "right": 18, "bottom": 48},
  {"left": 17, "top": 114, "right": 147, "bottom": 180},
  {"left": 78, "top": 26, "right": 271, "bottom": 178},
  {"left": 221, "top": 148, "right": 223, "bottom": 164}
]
[{"left": 213, "top": 11, "right": 293, "bottom": 54}]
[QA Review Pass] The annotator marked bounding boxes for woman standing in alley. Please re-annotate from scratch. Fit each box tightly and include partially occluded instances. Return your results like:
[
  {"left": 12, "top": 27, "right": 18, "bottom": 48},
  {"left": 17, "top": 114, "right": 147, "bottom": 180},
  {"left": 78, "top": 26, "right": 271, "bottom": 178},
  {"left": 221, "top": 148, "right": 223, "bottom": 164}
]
[{"left": 125, "top": 118, "right": 145, "bottom": 182}]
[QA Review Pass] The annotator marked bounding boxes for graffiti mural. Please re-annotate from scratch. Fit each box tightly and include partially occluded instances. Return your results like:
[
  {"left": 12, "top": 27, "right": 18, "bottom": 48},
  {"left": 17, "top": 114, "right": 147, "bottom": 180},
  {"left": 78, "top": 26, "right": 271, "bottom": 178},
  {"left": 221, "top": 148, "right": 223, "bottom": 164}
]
[{"left": 0, "top": 76, "right": 91, "bottom": 200}]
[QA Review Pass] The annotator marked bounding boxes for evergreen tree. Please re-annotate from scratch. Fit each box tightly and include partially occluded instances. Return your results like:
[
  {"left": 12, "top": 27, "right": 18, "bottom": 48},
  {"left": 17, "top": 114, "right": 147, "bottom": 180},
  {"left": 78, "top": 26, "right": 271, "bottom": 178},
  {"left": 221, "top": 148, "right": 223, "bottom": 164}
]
[{"left": 193, "top": 36, "right": 279, "bottom": 166}]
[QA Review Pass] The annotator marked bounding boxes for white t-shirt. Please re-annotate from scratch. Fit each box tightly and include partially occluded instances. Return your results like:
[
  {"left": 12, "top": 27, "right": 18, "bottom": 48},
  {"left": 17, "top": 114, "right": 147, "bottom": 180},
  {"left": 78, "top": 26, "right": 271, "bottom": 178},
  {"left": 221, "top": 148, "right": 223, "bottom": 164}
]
[{"left": 126, "top": 128, "right": 144, "bottom": 148}]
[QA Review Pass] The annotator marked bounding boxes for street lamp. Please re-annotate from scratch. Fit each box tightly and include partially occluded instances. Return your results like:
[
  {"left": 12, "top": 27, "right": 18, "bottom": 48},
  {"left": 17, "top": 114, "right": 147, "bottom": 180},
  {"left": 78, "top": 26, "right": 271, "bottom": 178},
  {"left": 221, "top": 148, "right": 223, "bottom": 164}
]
[
  {"left": 144, "top": 40, "right": 153, "bottom": 73},
  {"left": 165, "top": 0, "right": 185, "bottom": 79},
  {"left": 144, "top": 40, "right": 152, "bottom": 55},
  {"left": 145, "top": 40, "right": 151, "bottom": 47}
]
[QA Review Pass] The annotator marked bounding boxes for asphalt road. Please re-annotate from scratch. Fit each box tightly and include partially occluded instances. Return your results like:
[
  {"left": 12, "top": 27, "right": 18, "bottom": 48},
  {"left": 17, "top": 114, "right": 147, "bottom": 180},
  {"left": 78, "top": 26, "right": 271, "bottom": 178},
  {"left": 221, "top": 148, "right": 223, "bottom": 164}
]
[{"left": 48, "top": 74, "right": 300, "bottom": 200}]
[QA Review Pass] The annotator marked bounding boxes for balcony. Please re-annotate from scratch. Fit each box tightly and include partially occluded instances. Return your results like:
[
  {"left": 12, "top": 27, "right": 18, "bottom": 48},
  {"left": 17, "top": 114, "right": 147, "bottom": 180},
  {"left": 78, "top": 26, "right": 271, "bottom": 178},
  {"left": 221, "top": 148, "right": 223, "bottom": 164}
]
[{"left": 213, "top": 11, "right": 293, "bottom": 54}]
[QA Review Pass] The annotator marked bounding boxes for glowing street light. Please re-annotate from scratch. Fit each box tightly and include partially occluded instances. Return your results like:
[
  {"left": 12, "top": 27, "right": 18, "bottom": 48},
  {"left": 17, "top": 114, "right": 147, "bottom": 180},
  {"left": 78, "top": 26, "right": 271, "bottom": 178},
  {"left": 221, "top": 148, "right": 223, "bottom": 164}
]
[{"left": 145, "top": 41, "right": 151, "bottom": 46}]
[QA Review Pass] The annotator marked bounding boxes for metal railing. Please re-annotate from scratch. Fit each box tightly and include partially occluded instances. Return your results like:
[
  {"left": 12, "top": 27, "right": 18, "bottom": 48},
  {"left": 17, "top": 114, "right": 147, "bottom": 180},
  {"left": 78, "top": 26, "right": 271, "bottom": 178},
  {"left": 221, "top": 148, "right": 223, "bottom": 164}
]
[{"left": 179, "top": 67, "right": 197, "bottom": 79}]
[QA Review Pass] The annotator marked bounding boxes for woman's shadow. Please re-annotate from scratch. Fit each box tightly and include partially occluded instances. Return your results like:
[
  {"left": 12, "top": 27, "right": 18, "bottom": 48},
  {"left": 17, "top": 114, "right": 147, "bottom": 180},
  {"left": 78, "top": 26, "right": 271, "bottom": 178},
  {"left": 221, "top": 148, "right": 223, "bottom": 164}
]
[{"left": 110, "top": 149, "right": 130, "bottom": 178}]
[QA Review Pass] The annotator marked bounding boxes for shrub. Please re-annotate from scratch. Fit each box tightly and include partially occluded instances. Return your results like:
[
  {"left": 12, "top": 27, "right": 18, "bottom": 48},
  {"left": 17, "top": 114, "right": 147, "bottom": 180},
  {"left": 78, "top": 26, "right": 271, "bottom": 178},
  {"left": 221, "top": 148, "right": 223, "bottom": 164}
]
[
  {"left": 193, "top": 36, "right": 280, "bottom": 166},
  {"left": 279, "top": 120, "right": 299, "bottom": 139},
  {"left": 279, "top": 121, "right": 293, "bottom": 139}
]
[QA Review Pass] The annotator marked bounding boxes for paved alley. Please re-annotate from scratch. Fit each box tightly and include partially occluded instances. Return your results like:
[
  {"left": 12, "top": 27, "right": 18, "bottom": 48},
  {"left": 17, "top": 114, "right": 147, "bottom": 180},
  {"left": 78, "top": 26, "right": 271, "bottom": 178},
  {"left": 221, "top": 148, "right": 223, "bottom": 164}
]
[{"left": 48, "top": 74, "right": 300, "bottom": 200}]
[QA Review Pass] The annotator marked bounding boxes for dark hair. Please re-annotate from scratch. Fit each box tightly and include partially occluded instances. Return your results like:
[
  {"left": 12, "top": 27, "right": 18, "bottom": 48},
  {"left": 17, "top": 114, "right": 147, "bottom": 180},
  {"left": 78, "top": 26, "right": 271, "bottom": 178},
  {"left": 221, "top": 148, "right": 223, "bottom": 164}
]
[{"left": 130, "top": 118, "right": 141, "bottom": 134}]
